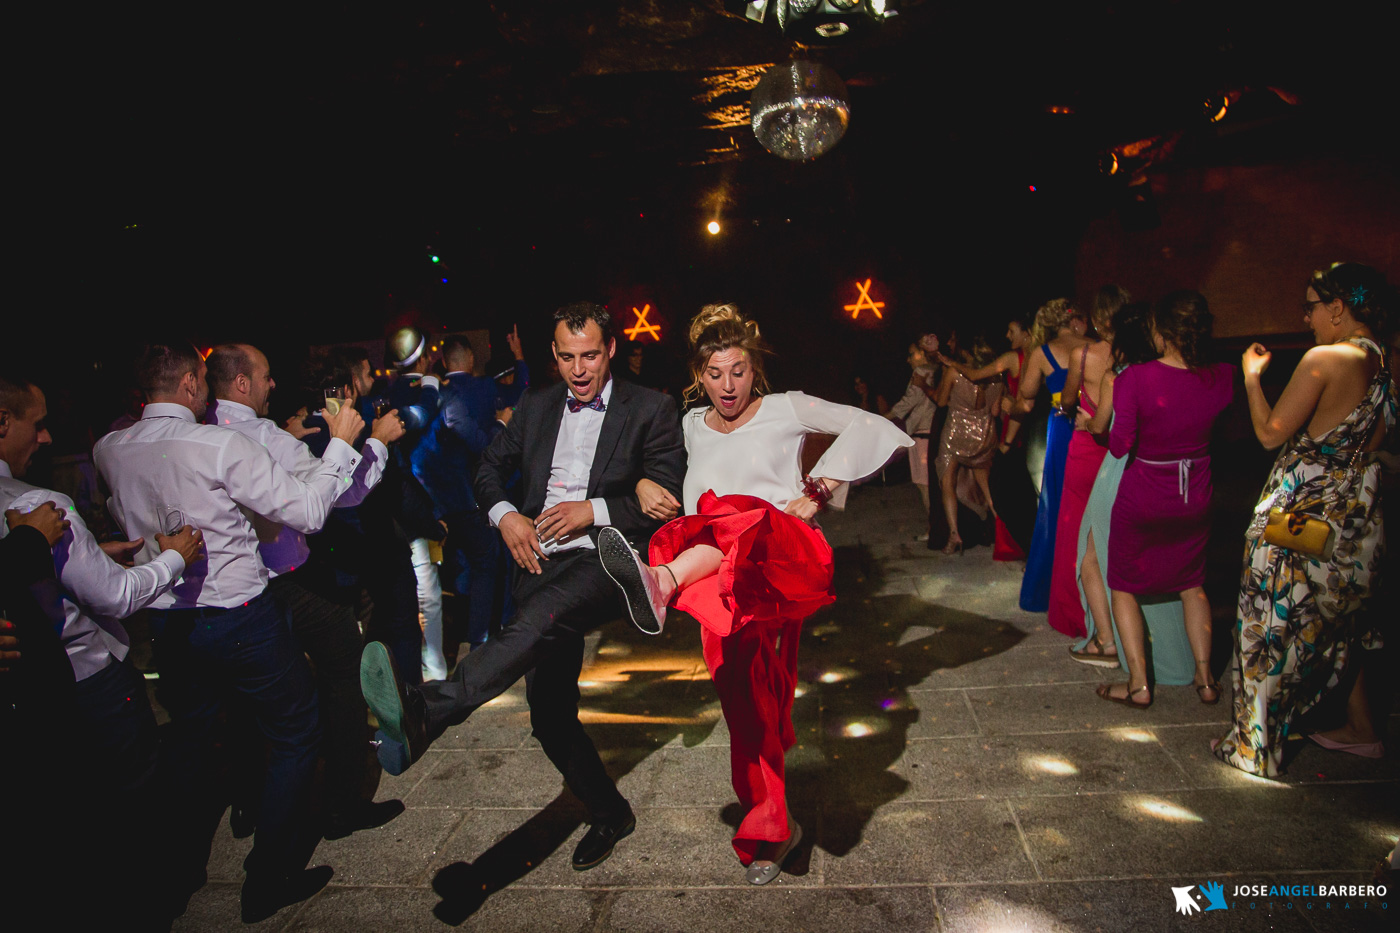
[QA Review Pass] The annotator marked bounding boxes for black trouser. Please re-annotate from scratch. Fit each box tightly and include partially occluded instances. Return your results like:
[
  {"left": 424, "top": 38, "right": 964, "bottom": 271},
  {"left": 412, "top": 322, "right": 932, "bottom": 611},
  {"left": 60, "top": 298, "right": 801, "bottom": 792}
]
[
  {"left": 270, "top": 569, "right": 372, "bottom": 815},
  {"left": 363, "top": 528, "right": 424, "bottom": 687},
  {"left": 149, "top": 593, "right": 321, "bottom": 883},
  {"left": 416, "top": 548, "right": 630, "bottom": 823}
]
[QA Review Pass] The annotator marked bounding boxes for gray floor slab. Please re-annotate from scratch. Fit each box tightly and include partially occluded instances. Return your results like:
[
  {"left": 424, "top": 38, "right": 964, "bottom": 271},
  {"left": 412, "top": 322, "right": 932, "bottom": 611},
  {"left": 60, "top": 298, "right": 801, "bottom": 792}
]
[
  {"left": 169, "top": 484, "right": 1399, "bottom": 931},
  {"left": 605, "top": 886, "right": 939, "bottom": 933},
  {"left": 894, "top": 730, "right": 1193, "bottom": 800},
  {"left": 819, "top": 799, "right": 1038, "bottom": 884},
  {"left": 1011, "top": 784, "right": 1399, "bottom": 880}
]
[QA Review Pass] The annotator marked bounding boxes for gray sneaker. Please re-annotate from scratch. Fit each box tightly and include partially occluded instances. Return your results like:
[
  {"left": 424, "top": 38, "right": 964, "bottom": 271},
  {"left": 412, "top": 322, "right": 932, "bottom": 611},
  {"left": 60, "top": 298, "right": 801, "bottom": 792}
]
[{"left": 598, "top": 526, "right": 667, "bottom": 635}]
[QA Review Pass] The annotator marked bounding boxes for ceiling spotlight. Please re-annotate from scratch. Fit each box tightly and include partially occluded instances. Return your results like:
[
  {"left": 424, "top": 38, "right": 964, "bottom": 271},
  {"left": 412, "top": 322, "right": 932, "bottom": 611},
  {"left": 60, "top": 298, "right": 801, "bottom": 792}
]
[
  {"left": 751, "top": 61, "right": 850, "bottom": 161},
  {"left": 1204, "top": 94, "right": 1229, "bottom": 123},
  {"left": 707, "top": 220, "right": 722, "bottom": 235}
]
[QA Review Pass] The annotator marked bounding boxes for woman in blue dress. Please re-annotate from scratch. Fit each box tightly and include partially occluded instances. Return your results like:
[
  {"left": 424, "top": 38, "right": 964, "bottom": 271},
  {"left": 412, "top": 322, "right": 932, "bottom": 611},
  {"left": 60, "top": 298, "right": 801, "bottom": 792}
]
[{"left": 1014, "top": 299, "right": 1092, "bottom": 611}]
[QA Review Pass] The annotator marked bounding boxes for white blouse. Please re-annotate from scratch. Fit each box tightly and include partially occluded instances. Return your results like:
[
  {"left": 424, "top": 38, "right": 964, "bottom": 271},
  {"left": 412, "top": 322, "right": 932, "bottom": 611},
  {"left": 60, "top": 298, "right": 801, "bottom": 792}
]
[{"left": 681, "top": 391, "right": 915, "bottom": 515}]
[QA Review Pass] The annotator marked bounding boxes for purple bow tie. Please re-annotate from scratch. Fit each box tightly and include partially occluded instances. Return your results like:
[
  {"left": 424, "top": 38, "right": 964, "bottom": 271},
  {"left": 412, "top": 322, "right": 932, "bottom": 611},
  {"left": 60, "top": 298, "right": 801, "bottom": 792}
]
[{"left": 567, "top": 395, "right": 606, "bottom": 413}]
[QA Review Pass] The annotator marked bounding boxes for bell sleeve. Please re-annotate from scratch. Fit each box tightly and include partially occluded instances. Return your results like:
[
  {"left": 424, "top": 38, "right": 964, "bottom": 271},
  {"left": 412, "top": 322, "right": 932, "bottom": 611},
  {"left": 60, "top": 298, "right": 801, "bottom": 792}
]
[{"left": 787, "top": 392, "right": 915, "bottom": 508}]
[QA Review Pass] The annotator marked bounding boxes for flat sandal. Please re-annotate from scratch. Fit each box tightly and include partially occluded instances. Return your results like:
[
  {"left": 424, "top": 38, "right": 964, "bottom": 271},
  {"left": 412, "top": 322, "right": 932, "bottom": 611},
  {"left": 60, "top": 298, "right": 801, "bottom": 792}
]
[{"left": 1095, "top": 683, "right": 1152, "bottom": 709}]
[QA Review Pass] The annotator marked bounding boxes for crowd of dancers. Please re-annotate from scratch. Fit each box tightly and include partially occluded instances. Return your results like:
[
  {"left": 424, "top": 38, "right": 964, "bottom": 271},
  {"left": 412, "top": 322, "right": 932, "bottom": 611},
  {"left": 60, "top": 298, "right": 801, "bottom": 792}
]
[{"left": 2, "top": 264, "right": 1396, "bottom": 927}]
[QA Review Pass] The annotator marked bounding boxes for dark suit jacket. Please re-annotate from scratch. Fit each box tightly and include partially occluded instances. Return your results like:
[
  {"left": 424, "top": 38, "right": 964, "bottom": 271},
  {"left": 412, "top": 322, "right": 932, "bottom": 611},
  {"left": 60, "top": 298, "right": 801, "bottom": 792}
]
[
  {"left": 415, "top": 374, "right": 502, "bottom": 515},
  {"left": 475, "top": 378, "right": 685, "bottom": 547}
]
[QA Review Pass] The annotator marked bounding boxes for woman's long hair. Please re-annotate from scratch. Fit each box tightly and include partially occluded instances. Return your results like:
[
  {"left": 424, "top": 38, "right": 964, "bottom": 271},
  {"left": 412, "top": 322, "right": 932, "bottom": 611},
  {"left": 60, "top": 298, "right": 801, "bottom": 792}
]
[
  {"left": 1029, "top": 298, "right": 1074, "bottom": 348},
  {"left": 1110, "top": 302, "right": 1158, "bottom": 368},
  {"left": 682, "top": 303, "right": 773, "bottom": 409}
]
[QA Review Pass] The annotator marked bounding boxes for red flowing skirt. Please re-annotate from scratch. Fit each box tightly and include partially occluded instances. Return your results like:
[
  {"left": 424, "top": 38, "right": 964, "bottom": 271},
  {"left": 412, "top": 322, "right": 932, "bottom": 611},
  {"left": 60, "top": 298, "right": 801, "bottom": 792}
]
[
  {"left": 649, "top": 491, "right": 836, "bottom": 637},
  {"left": 649, "top": 491, "right": 835, "bottom": 863}
]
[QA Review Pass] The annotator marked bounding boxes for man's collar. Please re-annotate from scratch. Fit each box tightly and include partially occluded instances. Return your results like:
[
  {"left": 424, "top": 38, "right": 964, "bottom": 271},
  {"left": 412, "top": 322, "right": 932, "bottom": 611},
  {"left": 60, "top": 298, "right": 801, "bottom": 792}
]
[
  {"left": 209, "top": 398, "right": 257, "bottom": 425},
  {"left": 142, "top": 402, "right": 199, "bottom": 424},
  {"left": 0, "top": 460, "right": 12, "bottom": 480}
]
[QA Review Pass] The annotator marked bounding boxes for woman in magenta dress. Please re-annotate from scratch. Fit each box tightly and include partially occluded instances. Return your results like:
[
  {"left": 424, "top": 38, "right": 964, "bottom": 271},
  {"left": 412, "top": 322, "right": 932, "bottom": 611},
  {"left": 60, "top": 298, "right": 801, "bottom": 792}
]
[{"left": 1098, "top": 291, "right": 1235, "bottom": 707}]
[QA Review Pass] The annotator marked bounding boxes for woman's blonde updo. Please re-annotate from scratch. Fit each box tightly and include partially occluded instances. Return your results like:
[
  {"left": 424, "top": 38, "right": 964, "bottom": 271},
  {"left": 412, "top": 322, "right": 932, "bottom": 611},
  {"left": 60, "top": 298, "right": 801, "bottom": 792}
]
[
  {"left": 683, "top": 303, "right": 773, "bottom": 408},
  {"left": 1029, "top": 297, "right": 1075, "bottom": 348}
]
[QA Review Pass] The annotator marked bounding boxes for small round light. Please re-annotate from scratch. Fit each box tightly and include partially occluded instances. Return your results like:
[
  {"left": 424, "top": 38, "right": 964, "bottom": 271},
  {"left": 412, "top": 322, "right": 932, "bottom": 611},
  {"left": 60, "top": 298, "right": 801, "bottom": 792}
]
[
  {"left": 430, "top": 255, "right": 440, "bottom": 263},
  {"left": 707, "top": 221, "right": 721, "bottom": 235}
]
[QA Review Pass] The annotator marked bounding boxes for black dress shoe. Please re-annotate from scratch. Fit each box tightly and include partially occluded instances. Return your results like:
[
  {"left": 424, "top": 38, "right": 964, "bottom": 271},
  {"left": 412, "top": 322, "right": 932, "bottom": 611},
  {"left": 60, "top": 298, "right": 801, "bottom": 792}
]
[
  {"left": 571, "top": 814, "right": 636, "bottom": 870},
  {"left": 240, "top": 866, "right": 333, "bottom": 923},
  {"left": 229, "top": 804, "right": 257, "bottom": 839},
  {"left": 359, "top": 641, "right": 428, "bottom": 774},
  {"left": 323, "top": 799, "right": 406, "bottom": 840}
]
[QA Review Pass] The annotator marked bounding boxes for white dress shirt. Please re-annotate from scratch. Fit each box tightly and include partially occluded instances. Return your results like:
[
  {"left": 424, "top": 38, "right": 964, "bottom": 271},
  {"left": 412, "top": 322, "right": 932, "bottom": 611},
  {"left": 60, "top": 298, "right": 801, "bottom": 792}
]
[
  {"left": 488, "top": 378, "right": 613, "bottom": 554},
  {"left": 680, "top": 391, "right": 915, "bottom": 516},
  {"left": 93, "top": 403, "right": 358, "bottom": 609},
  {"left": 0, "top": 460, "right": 186, "bottom": 680},
  {"left": 207, "top": 399, "right": 388, "bottom": 576}
]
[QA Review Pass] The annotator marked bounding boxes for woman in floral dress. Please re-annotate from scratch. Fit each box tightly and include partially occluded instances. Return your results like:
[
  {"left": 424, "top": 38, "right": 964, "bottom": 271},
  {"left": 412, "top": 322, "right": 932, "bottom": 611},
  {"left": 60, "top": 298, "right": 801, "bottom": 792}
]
[{"left": 1215, "top": 263, "right": 1397, "bottom": 776}]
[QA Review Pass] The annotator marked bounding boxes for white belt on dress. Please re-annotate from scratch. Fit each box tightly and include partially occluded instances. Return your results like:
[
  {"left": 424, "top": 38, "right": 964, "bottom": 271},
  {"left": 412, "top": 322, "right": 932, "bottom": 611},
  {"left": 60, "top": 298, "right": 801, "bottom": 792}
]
[{"left": 1134, "top": 455, "right": 1208, "bottom": 504}]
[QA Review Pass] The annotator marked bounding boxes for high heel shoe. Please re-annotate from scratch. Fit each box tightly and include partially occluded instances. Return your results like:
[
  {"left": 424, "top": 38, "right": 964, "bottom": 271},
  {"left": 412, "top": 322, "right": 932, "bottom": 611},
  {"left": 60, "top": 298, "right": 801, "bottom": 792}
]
[{"left": 941, "top": 535, "right": 963, "bottom": 555}]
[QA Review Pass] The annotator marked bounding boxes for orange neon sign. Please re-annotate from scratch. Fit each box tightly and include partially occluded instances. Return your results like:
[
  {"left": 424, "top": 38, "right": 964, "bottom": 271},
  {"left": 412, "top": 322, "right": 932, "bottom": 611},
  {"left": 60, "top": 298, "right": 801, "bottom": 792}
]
[
  {"left": 844, "top": 279, "right": 885, "bottom": 320},
  {"left": 624, "top": 303, "right": 662, "bottom": 341}
]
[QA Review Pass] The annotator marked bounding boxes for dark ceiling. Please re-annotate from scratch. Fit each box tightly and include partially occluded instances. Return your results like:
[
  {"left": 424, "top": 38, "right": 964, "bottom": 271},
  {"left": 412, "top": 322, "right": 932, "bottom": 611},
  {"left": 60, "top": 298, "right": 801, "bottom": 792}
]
[{"left": 22, "top": 1, "right": 1395, "bottom": 348}]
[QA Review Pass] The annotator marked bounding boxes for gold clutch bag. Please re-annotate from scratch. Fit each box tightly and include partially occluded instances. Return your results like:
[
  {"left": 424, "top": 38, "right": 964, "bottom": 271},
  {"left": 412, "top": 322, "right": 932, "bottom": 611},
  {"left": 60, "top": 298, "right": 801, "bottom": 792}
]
[{"left": 1262, "top": 507, "right": 1335, "bottom": 560}]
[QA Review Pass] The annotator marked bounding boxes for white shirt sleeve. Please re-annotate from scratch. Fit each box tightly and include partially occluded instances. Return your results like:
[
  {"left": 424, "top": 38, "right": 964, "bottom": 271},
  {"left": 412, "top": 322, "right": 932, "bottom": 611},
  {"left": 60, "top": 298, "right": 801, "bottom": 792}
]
[
  {"left": 11, "top": 490, "right": 185, "bottom": 620},
  {"left": 488, "top": 501, "right": 519, "bottom": 528},
  {"left": 219, "top": 431, "right": 350, "bottom": 535},
  {"left": 787, "top": 391, "right": 915, "bottom": 509}
]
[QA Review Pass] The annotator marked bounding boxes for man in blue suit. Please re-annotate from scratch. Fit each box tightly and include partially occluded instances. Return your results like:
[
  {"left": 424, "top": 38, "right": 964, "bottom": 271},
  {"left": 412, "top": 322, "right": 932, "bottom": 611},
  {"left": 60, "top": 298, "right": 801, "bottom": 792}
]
[{"left": 414, "top": 331, "right": 525, "bottom": 663}]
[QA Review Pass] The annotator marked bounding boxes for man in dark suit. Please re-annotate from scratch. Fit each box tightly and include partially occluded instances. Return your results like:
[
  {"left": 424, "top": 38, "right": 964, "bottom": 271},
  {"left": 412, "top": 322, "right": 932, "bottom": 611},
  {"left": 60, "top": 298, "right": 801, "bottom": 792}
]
[{"left": 361, "top": 302, "right": 685, "bottom": 869}]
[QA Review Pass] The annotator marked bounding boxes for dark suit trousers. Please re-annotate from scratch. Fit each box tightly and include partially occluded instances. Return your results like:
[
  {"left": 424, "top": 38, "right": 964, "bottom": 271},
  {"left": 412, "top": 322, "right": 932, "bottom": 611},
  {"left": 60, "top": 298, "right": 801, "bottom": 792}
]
[
  {"left": 416, "top": 547, "right": 630, "bottom": 823},
  {"left": 149, "top": 593, "right": 321, "bottom": 882}
]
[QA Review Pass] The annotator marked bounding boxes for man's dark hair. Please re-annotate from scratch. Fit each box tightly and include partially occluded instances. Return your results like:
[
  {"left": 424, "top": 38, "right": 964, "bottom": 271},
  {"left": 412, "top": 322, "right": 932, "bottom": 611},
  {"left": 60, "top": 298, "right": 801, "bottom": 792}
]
[
  {"left": 442, "top": 335, "right": 474, "bottom": 367},
  {"left": 205, "top": 344, "right": 255, "bottom": 398},
  {"left": 306, "top": 346, "right": 367, "bottom": 394},
  {"left": 0, "top": 374, "right": 40, "bottom": 419},
  {"left": 553, "top": 302, "right": 611, "bottom": 339},
  {"left": 135, "top": 342, "right": 202, "bottom": 397}
]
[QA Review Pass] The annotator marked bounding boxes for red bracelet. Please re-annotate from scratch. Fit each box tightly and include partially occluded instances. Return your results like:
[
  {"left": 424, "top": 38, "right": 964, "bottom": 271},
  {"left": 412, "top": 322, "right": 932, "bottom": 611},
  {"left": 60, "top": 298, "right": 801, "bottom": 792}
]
[{"left": 801, "top": 475, "right": 832, "bottom": 510}]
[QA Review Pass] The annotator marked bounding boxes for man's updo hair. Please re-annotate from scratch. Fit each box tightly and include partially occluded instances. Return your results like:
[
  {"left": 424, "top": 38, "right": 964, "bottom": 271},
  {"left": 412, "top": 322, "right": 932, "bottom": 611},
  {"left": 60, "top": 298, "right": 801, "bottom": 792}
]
[
  {"left": 1152, "top": 290, "right": 1214, "bottom": 369},
  {"left": 1309, "top": 262, "right": 1394, "bottom": 338},
  {"left": 1029, "top": 298, "right": 1074, "bottom": 348},
  {"left": 683, "top": 303, "right": 772, "bottom": 409}
]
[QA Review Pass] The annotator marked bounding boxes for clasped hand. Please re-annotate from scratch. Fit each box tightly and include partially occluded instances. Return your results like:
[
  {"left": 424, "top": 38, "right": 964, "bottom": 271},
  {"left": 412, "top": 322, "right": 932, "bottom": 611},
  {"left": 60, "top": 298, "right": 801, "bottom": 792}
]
[{"left": 635, "top": 478, "right": 680, "bottom": 521}]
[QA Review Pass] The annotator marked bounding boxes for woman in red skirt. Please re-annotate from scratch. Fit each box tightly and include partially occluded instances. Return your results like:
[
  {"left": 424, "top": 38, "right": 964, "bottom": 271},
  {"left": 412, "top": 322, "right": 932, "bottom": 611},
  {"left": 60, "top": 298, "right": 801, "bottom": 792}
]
[{"left": 598, "top": 304, "right": 913, "bottom": 884}]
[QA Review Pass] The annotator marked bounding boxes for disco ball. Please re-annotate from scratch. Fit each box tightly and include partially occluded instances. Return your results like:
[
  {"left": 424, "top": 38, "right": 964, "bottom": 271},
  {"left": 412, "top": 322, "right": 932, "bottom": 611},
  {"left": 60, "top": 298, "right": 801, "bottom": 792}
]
[{"left": 750, "top": 61, "right": 850, "bottom": 161}]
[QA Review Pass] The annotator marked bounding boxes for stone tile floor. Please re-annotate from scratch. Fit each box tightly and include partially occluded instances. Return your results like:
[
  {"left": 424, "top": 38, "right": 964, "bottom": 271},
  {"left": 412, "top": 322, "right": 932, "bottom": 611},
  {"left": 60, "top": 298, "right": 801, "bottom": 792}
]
[{"left": 176, "top": 484, "right": 1398, "bottom": 931}]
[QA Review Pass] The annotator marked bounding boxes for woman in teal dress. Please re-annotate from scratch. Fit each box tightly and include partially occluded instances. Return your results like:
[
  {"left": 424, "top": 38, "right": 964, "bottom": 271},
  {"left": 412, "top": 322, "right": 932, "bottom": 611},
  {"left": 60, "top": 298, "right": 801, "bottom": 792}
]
[
  {"left": 1015, "top": 299, "right": 1092, "bottom": 612},
  {"left": 1068, "top": 302, "right": 1194, "bottom": 683}
]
